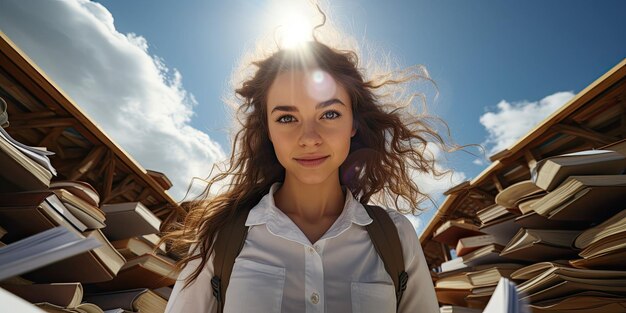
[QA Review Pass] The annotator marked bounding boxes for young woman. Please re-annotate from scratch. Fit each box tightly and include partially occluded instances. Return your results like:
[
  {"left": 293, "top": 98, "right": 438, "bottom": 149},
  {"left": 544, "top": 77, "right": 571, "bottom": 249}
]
[{"left": 163, "top": 35, "right": 454, "bottom": 313}]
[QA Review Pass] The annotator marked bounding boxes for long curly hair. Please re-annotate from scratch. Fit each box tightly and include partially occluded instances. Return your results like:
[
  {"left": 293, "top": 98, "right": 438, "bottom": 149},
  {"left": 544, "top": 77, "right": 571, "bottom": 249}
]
[{"left": 161, "top": 37, "right": 460, "bottom": 287}]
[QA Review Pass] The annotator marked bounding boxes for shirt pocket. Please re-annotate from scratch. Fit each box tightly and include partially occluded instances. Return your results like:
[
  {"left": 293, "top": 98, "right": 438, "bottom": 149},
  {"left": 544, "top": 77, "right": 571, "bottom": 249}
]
[
  {"left": 351, "top": 282, "right": 396, "bottom": 313},
  {"left": 224, "top": 259, "right": 286, "bottom": 313}
]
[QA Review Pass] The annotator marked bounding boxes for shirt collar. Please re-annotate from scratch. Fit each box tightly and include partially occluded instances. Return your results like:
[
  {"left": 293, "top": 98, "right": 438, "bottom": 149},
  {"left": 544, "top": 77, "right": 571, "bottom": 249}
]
[{"left": 245, "top": 182, "right": 373, "bottom": 245}]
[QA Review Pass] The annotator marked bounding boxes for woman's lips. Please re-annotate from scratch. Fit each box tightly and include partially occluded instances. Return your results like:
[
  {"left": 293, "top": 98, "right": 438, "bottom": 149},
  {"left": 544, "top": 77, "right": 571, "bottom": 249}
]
[{"left": 295, "top": 156, "right": 329, "bottom": 167}]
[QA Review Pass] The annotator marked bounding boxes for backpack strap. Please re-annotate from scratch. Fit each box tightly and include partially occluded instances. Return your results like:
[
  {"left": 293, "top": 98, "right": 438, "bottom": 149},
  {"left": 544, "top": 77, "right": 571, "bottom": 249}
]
[
  {"left": 210, "top": 204, "right": 408, "bottom": 312},
  {"left": 211, "top": 210, "right": 249, "bottom": 313},
  {"left": 363, "top": 204, "right": 408, "bottom": 311}
]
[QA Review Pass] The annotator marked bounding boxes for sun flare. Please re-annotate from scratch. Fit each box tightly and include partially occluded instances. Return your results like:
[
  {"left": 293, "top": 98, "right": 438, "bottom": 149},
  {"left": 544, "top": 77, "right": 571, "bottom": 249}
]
[{"left": 267, "top": 1, "right": 316, "bottom": 49}]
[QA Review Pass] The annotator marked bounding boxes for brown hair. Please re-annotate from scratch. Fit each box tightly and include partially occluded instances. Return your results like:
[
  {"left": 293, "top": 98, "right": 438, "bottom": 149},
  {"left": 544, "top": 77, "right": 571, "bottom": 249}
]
[{"left": 161, "top": 38, "right": 461, "bottom": 287}]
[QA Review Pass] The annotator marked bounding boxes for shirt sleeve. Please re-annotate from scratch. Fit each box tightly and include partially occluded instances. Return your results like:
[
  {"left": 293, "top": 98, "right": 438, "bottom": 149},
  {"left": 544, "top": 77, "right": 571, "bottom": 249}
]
[
  {"left": 165, "top": 250, "right": 217, "bottom": 313},
  {"left": 391, "top": 212, "right": 440, "bottom": 313}
]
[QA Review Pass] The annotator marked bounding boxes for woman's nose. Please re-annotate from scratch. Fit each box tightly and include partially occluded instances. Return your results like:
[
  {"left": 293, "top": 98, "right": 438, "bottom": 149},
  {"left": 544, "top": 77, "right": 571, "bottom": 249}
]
[{"left": 298, "top": 123, "right": 322, "bottom": 147}]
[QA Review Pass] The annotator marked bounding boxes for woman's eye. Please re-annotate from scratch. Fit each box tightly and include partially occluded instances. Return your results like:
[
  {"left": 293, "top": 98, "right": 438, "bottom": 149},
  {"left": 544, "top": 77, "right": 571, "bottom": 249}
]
[
  {"left": 323, "top": 111, "right": 341, "bottom": 119},
  {"left": 277, "top": 115, "right": 295, "bottom": 123}
]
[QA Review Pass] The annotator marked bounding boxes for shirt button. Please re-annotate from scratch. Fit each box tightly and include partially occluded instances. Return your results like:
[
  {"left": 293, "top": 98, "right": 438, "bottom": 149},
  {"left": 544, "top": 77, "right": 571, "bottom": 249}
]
[
  {"left": 308, "top": 247, "right": 315, "bottom": 254},
  {"left": 310, "top": 292, "right": 320, "bottom": 304}
]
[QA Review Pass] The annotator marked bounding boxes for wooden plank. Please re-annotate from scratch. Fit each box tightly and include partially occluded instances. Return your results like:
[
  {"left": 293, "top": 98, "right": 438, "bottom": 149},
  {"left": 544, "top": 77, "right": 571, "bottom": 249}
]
[
  {"left": 101, "top": 153, "right": 116, "bottom": 206},
  {"left": 8, "top": 117, "right": 75, "bottom": 129},
  {"left": 552, "top": 123, "right": 618, "bottom": 145},
  {"left": 37, "top": 127, "right": 65, "bottom": 147},
  {"left": 68, "top": 146, "right": 106, "bottom": 181}
]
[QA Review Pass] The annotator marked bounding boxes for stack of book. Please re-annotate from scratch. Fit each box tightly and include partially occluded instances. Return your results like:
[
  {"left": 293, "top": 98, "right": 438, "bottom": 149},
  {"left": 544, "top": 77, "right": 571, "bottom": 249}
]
[
  {"left": 433, "top": 148, "right": 626, "bottom": 311},
  {"left": 0, "top": 117, "right": 177, "bottom": 313}
]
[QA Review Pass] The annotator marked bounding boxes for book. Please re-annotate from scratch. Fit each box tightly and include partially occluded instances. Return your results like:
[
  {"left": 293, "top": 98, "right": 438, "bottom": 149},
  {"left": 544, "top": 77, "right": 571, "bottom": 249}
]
[
  {"left": 500, "top": 228, "right": 581, "bottom": 262},
  {"left": 455, "top": 234, "right": 497, "bottom": 257},
  {"left": 436, "top": 264, "right": 522, "bottom": 291},
  {"left": 441, "top": 244, "right": 511, "bottom": 274},
  {"left": 0, "top": 287, "right": 47, "bottom": 313},
  {"left": 139, "top": 234, "right": 166, "bottom": 254},
  {"left": 531, "top": 149, "right": 626, "bottom": 191},
  {"left": 433, "top": 218, "right": 483, "bottom": 246},
  {"left": 518, "top": 266, "right": 626, "bottom": 303},
  {"left": 101, "top": 202, "right": 161, "bottom": 241},
  {"left": 0, "top": 191, "right": 88, "bottom": 232},
  {"left": 494, "top": 180, "right": 544, "bottom": 209},
  {"left": 435, "top": 272, "right": 473, "bottom": 290},
  {"left": 152, "top": 286, "right": 172, "bottom": 301},
  {"left": 23, "top": 229, "right": 126, "bottom": 284},
  {"left": 482, "top": 278, "right": 524, "bottom": 313},
  {"left": 574, "top": 208, "right": 626, "bottom": 249},
  {"left": 578, "top": 232, "right": 626, "bottom": 259},
  {"left": 478, "top": 216, "right": 521, "bottom": 247},
  {"left": 89, "top": 254, "right": 179, "bottom": 291},
  {"left": 0, "top": 127, "right": 56, "bottom": 175},
  {"left": 147, "top": 170, "right": 173, "bottom": 191},
  {"left": 476, "top": 204, "right": 513, "bottom": 225},
  {"left": 529, "top": 175, "right": 626, "bottom": 222},
  {"left": 439, "top": 305, "right": 481, "bottom": 313},
  {"left": 434, "top": 287, "right": 470, "bottom": 307},
  {"left": 52, "top": 189, "right": 105, "bottom": 229},
  {"left": 35, "top": 302, "right": 104, "bottom": 313},
  {"left": 517, "top": 197, "right": 541, "bottom": 215},
  {"left": 529, "top": 291, "right": 626, "bottom": 312},
  {"left": 0, "top": 194, "right": 84, "bottom": 244},
  {"left": 513, "top": 211, "right": 588, "bottom": 230},
  {"left": 111, "top": 237, "right": 162, "bottom": 260},
  {"left": 0, "top": 283, "right": 83, "bottom": 308},
  {"left": 0, "top": 128, "right": 52, "bottom": 191},
  {"left": 465, "top": 264, "right": 524, "bottom": 288},
  {"left": 461, "top": 244, "right": 510, "bottom": 267},
  {"left": 0, "top": 226, "right": 100, "bottom": 281},
  {"left": 510, "top": 261, "right": 571, "bottom": 280},
  {"left": 83, "top": 288, "right": 168, "bottom": 312},
  {"left": 440, "top": 257, "right": 467, "bottom": 273},
  {"left": 50, "top": 181, "right": 100, "bottom": 208},
  {"left": 571, "top": 245, "right": 626, "bottom": 270}
]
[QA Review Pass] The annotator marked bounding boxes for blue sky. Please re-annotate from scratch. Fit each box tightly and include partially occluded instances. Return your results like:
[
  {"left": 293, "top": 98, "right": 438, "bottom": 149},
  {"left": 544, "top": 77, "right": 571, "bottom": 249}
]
[
  {"left": 1, "top": 0, "right": 625, "bottom": 233},
  {"left": 96, "top": 0, "right": 626, "bottom": 170}
]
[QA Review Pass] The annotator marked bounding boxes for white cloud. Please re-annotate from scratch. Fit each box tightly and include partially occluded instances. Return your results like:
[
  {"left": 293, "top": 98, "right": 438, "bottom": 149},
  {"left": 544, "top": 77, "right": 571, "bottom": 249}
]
[
  {"left": 472, "top": 158, "right": 484, "bottom": 166},
  {"left": 377, "top": 142, "right": 467, "bottom": 234},
  {"left": 480, "top": 91, "right": 575, "bottom": 156},
  {"left": 0, "top": 0, "right": 226, "bottom": 201}
]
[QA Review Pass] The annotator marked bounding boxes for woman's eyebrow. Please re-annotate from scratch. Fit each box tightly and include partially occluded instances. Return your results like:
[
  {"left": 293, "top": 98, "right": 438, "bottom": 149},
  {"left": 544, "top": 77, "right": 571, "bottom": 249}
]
[{"left": 270, "top": 98, "right": 345, "bottom": 114}]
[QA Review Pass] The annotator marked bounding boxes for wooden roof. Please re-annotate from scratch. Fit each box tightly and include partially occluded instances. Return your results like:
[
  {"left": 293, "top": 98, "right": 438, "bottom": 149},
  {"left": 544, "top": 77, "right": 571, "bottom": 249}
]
[
  {"left": 0, "top": 31, "right": 183, "bottom": 224},
  {"left": 419, "top": 58, "right": 626, "bottom": 269}
]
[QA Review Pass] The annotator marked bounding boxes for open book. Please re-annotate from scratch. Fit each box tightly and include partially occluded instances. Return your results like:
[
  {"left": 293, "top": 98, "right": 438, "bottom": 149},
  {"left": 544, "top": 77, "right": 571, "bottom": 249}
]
[
  {"left": 0, "top": 226, "right": 100, "bottom": 281},
  {"left": 482, "top": 277, "right": 528, "bottom": 313}
]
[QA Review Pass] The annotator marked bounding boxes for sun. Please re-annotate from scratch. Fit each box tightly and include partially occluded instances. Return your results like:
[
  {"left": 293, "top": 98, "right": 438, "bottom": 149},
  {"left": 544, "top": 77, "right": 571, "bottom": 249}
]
[{"left": 266, "top": 0, "right": 316, "bottom": 49}]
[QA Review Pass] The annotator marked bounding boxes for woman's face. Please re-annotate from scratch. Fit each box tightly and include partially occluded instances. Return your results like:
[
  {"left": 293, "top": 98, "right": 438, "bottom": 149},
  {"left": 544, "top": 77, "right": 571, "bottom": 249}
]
[{"left": 266, "top": 69, "right": 356, "bottom": 186}]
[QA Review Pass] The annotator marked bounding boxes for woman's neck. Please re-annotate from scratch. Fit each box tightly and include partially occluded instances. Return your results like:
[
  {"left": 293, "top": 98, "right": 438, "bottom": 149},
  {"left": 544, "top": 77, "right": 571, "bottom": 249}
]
[{"left": 273, "top": 175, "right": 346, "bottom": 224}]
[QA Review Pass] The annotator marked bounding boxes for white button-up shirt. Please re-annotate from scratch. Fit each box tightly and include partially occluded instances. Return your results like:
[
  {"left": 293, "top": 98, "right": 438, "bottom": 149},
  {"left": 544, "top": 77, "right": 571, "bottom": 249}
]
[{"left": 165, "top": 182, "right": 439, "bottom": 313}]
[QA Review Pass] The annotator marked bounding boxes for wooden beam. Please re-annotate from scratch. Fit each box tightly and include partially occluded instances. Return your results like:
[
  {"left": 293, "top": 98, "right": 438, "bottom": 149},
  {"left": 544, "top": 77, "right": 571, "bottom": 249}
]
[
  {"left": 101, "top": 153, "right": 116, "bottom": 205},
  {"left": 524, "top": 149, "right": 539, "bottom": 171},
  {"left": 552, "top": 123, "right": 618, "bottom": 145},
  {"left": 440, "top": 242, "right": 452, "bottom": 262},
  {"left": 468, "top": 187, "right": 495, "bottom": 202},
  {"left": 8, "top": 117, "right": 75, "bottom": 129},
  {"left": 491, "top": 175, "right": 504, "bottom": 193},
  {"left": 105, "top": 175, "right": 135, "bottom": 203},
  {"left": 9, "top": 110, "right": 57, "bottom": 121},
  {"left": 68, "top": 146, "right": 106, "bottom": 181},
  {"left": 137, "top": 187, "right": 153, "bottom": 203},
  {"left": 38, "top": 127, "right": 66, "bottom": 148}
]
